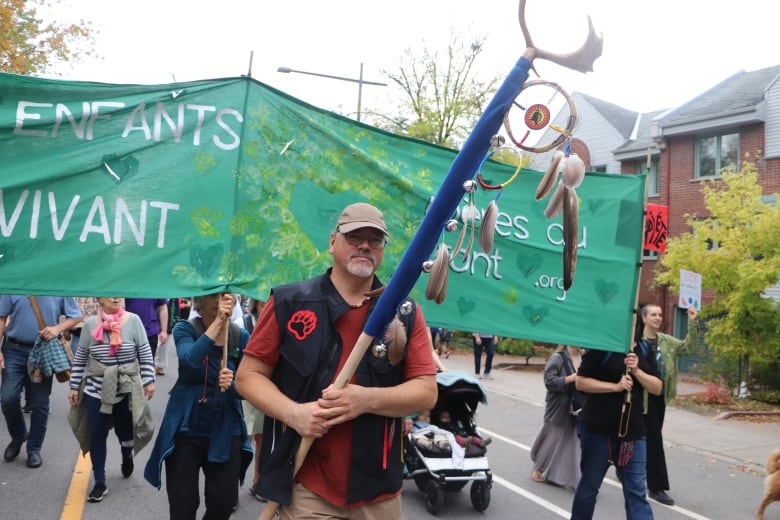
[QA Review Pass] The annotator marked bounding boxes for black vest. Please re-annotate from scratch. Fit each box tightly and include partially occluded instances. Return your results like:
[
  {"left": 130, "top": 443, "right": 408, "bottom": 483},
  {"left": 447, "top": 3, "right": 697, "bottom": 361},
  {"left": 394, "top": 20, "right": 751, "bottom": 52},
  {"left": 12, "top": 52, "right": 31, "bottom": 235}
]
[{"left": 257, "top": 271, "right": 415, "bottom": 506}]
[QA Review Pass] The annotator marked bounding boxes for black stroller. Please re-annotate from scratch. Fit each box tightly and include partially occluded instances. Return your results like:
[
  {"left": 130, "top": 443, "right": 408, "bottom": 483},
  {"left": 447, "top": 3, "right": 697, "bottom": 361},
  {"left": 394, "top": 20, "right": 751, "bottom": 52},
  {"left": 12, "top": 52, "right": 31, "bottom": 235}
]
[{"left": 404, "top": 370, "right": 492, "bottom": 514}]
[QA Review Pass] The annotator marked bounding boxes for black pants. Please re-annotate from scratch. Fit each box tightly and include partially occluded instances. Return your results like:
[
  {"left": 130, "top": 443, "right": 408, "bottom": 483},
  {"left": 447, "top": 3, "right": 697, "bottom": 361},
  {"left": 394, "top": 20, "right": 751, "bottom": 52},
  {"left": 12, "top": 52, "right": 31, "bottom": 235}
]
[
  {"left": 148, "top": 335, "right": 159, "bottom": 360},
  {"left": 165, "top": 433, "right": 242, "bottom": 520},
  {"left": 644, "top": 393, "right": 669, "bottom": 491}
]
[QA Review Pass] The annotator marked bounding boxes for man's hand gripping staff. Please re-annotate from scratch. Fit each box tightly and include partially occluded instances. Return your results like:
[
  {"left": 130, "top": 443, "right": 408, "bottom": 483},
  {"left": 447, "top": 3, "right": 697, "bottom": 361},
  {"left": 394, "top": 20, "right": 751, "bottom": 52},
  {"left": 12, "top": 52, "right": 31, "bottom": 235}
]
[{"left": 258, "top": 2, "right": 602, "bottom": 518}]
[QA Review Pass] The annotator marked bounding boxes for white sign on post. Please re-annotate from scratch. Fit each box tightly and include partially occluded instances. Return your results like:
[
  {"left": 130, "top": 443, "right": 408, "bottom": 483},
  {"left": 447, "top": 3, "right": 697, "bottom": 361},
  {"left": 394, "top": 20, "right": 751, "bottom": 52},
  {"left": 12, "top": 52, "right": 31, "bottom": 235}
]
[{"left": 679, "top": 269, "right": 702, "bottom": 311}]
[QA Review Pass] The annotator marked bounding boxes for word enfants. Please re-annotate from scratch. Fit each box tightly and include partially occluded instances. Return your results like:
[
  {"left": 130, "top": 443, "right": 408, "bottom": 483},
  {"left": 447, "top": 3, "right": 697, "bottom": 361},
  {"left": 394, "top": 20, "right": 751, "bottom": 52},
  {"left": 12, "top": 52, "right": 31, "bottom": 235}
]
[
  {"left": 14, "top": 99, "right": 243, "bottom": 151},
  {"left": 0, "top": 190, "right": 179, "bottom": 248}
]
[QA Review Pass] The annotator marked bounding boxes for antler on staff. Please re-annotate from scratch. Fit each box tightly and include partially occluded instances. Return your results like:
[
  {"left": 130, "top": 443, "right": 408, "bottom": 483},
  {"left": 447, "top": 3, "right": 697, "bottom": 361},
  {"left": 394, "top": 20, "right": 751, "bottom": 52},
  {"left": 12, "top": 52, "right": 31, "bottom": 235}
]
[{"left": 518, "top": 0, "right": 604, "bottom": 74}]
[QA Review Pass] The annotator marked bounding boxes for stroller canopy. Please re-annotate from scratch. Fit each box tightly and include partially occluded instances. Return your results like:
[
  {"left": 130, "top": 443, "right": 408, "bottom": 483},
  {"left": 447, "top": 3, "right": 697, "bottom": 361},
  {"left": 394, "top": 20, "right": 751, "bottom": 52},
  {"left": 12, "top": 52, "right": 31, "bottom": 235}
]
[{"left": 435, "top": 370, "right": 488, "bottom": 406}]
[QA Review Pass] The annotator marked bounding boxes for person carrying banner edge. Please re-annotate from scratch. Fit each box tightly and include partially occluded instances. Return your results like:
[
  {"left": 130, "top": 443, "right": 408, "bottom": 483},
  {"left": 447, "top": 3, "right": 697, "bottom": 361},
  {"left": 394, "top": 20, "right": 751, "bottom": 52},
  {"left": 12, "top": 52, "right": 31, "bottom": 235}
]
[{"left": 570, "top": 340, "right": 662, "bottom": 520}]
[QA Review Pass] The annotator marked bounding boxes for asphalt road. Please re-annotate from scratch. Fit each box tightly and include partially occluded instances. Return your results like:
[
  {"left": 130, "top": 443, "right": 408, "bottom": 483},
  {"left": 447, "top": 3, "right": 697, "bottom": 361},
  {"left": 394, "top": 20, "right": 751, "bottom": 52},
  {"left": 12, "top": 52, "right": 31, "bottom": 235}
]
[{"left": 0, "top": 351, "right": 776, "bottom": 519}]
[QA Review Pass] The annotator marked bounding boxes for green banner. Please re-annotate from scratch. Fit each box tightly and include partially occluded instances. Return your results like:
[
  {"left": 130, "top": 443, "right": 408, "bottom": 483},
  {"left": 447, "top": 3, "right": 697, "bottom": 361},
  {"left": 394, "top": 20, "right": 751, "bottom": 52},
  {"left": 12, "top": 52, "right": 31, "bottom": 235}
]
[{"left": 0, "top": 74, "right": 644, "bottom": 352}]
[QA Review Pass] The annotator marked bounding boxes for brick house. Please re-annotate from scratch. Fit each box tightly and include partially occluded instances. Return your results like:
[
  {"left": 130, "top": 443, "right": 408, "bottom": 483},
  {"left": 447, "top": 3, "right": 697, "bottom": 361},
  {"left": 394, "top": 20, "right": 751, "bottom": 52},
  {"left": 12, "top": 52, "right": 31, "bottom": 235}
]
[{"left": 529, "top": 65, "right": 780, "bottom": 340}]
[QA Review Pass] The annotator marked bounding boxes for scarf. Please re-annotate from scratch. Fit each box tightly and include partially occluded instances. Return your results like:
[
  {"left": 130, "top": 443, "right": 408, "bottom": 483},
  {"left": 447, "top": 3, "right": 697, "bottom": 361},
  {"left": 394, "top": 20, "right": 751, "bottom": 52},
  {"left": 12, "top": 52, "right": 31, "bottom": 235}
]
[{"left": 91, "top": 308, "right": 124, "bottom": 355}]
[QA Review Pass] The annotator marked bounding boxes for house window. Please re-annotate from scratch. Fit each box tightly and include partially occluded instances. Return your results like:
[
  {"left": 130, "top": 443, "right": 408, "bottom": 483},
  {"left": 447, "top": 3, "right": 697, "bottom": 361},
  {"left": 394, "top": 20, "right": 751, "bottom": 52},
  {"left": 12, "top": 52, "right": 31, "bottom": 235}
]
[
  {"left": 696, "top": 132, "right": 739, "bottom": 178},
  {"left": 592, "top": 165, "right": 607, "bottom": 173},
  {"left": 636, "top": 159, "right": 658, "bottom": 196},
  {"left": 643, "top": 249, "right": 658, "bottom": 260}
]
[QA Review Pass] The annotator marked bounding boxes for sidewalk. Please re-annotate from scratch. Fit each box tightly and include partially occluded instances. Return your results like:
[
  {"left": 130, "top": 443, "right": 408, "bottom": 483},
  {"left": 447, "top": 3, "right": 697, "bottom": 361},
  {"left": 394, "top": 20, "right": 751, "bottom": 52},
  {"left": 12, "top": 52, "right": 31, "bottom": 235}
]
[{"left": 440, "top": 349, "right": 780, "bottom": 472}]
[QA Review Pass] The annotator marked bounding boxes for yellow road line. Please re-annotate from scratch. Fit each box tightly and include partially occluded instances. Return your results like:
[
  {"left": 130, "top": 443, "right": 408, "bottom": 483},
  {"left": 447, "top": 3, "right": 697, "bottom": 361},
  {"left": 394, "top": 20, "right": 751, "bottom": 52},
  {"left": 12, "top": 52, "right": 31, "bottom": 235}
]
[{"left": 60, "top": 453, "right": 91, "bottom": 520}]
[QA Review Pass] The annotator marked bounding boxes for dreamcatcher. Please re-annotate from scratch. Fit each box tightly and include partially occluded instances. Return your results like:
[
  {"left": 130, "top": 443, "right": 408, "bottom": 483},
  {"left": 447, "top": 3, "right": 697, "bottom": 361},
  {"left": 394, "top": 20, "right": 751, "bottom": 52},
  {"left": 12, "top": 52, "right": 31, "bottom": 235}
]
[{"left": 425, "top": 77, "right": 585, "bottom": 303}]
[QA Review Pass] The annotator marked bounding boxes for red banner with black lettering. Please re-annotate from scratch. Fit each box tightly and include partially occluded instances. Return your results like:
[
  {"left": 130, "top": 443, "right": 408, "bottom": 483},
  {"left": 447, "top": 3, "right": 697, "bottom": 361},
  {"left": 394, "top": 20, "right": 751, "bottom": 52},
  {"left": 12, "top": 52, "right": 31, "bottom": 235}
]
[{"left": 645, "top": 203, "right": 669, "bottom": 252}]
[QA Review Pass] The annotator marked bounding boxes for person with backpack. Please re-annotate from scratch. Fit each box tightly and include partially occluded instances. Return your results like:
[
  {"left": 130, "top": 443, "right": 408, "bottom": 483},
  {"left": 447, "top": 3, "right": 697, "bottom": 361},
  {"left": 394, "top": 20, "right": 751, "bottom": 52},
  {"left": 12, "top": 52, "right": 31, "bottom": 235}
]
[
  {"left": 570, "top": 342, "right": 662, "bottom": 520},
  {"left": 143, "top": 293, "right": 252, "bottom": 519},
  {"left": 530, "top": 345, "right": 582, "bottom": 489}
]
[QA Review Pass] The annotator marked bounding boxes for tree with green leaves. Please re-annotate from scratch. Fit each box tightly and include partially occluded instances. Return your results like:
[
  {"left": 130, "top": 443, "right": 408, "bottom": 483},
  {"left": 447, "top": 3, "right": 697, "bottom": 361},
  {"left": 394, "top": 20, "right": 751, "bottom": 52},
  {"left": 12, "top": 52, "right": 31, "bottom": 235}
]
[
  {"left": 375, "top": 30, "right": 501, "bottom": 148},
  {"left": 655, "top": 159, "right": 780, "bottom": 394},
  {"left": 0, "top": 0, "right": 95, "bottom": 75}
]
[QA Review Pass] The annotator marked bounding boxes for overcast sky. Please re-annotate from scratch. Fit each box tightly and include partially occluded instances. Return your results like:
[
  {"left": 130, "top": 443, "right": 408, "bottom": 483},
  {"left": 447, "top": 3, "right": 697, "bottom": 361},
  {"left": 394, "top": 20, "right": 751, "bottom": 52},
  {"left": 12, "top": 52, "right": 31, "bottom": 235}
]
[{"left": 41, "top": 0, "right": 777, "bottom": 117}]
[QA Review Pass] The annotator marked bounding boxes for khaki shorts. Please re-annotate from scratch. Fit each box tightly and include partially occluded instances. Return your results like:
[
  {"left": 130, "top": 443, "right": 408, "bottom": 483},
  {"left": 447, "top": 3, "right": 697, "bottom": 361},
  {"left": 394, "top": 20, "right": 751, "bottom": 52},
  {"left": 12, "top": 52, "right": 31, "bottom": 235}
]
[
  {"left": 280, "top": 482, "right": 401, "bottom": 520},
  {"left": 241, "top": 400, "right": 265, "bottom": 435}
]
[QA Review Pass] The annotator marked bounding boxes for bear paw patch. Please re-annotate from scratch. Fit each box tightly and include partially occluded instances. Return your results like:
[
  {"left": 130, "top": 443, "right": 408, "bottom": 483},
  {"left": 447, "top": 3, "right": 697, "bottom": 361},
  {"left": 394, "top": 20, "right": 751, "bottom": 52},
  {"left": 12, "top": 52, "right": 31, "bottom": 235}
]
[{"left": 287, "top": 310, "right": 317, "bottom": 340}]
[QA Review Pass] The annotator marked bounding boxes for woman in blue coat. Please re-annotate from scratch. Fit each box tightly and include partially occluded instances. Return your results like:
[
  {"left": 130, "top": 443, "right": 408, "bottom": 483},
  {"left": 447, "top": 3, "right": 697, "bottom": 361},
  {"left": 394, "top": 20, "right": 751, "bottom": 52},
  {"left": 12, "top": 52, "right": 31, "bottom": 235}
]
[{"left": 144, "top": 293, "right": 251, "bottom": 520}]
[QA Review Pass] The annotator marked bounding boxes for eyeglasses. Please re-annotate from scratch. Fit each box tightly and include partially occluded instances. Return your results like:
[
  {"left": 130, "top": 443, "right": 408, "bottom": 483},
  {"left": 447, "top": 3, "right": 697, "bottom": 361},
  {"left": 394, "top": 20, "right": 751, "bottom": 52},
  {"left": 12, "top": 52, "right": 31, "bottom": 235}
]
[{"left": 339, "top": 231, "right": 386, "bottom": 250}]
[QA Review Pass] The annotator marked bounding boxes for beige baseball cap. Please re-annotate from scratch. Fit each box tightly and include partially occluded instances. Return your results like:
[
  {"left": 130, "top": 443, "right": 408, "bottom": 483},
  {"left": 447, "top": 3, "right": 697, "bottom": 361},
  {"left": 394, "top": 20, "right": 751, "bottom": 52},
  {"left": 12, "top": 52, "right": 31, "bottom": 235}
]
[{"left": 336, "top": 203, "right": 389, "bottom": 235}]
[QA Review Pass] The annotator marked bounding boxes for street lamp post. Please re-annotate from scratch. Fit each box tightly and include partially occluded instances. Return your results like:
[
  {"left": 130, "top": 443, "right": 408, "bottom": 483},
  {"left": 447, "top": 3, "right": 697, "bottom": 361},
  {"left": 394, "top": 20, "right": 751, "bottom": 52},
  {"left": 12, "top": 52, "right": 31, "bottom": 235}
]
[{"left": 277, "top": 63, "right": 387, "bottom": 122}]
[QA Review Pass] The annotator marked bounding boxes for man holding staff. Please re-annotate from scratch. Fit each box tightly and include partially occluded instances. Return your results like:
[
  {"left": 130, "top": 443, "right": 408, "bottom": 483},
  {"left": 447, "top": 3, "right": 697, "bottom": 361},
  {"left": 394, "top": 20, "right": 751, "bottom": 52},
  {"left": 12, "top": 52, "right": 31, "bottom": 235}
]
[{"left": 236, "top": 202, "right": 437, "bottom": 519}]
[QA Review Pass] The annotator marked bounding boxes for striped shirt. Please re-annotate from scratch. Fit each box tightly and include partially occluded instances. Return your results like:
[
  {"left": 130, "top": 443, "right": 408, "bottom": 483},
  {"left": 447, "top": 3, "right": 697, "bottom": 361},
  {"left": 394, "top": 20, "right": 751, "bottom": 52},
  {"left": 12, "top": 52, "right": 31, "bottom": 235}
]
[{"left": 69, "top": 312, "right": 155, "bottom": 399}]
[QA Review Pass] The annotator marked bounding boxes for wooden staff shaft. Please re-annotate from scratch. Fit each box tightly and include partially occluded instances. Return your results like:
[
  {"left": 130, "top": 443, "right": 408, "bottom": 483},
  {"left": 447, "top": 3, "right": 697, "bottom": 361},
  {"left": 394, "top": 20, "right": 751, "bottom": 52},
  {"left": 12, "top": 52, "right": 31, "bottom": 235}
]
[
  {"left": 218, "top": 310, "right": 230, "bottom": 397},
  {"left": 258, "top": 331, "right": 375, "bottom": 520},
  {"left": 618, "top": 167, "right": 651, "bottom": 436}
]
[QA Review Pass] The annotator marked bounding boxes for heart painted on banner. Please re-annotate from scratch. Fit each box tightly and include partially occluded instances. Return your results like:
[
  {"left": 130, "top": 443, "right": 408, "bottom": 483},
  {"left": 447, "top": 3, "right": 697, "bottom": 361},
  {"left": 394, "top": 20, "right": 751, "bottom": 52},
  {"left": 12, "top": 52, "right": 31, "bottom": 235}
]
[
  {"left": 595, "top": 279, "right": 619, "bottom": 303},
  {"left": 457, "top": 297, "right": 476, "bottom": 316},
  {"left": 190, "top": 244, "right": 224, "bottom": 278},
  {"left": 516, "top": 251, "right": 543, "bottom": 278},
  {"left": 102, "top": 154, "right": 139, "bottom": 183},
  {"left": 522, "top": 305, "right": 548, "bottom": 325}
]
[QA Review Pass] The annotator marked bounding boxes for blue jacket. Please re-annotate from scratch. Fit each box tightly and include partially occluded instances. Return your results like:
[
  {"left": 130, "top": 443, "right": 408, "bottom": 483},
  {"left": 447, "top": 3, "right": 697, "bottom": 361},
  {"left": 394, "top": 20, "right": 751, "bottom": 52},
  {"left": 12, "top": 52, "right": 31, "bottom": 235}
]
[{"left": 143, "top": 319, "right": 252, "bottom": 489}]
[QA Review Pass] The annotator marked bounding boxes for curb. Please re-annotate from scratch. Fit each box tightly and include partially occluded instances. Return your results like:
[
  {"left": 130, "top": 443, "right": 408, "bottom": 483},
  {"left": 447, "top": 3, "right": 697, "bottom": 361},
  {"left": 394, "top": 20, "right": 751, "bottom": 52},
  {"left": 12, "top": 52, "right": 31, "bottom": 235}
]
[{"left": 713, "top": 410, "right": 780, "bottom": 421}]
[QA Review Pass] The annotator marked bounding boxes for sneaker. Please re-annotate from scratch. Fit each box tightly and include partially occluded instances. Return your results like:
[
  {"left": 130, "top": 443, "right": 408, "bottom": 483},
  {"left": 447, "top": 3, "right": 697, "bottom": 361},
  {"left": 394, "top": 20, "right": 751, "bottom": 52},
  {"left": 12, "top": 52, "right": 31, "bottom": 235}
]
[
  {"left": 155, "top": 366, "right": 165, "bottom": 376},
  {"left": 22, "top": 403, "right": 32, "bottom": 413},
  {"left": 88, "top": 482, "right": 107, "bottom": 503},
  {"left": 248, "top": 482, "right": 267, "bottom": 503},
  {"left": 121, "top": 456, "right": 134, "bottom": 478},
  {"left": 482, "top": 373, "right": 494, "bottom": 380}
]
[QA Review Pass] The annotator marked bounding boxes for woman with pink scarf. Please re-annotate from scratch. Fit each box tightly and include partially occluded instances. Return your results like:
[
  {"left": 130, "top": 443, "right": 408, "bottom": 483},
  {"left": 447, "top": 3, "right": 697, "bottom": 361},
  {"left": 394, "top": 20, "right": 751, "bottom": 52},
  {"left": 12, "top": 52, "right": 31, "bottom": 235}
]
[{"left": 67, "top": 297, "right": 155, "bottom": 504}]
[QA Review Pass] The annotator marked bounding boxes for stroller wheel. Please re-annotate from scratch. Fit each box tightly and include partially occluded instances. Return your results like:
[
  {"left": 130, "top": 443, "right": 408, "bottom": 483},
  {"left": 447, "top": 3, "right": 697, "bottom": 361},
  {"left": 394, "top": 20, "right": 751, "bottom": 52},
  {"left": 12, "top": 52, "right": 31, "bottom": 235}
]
[
  {"left": 414, "top": 474, "right": 429, "bottom": 492},
  {"left": 424, "top": 479, "right": 442, "bottom": 515},
  {"left": 470, "top": 481, "right": 491, "bottom": 512}
]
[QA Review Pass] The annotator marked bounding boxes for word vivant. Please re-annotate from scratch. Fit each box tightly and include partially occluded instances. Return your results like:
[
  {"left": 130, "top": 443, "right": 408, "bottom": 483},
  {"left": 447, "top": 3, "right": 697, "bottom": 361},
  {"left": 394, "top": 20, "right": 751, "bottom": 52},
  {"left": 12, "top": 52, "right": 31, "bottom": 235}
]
[{"left": 1, "top": 190, "right": 180, "bottom": 248}]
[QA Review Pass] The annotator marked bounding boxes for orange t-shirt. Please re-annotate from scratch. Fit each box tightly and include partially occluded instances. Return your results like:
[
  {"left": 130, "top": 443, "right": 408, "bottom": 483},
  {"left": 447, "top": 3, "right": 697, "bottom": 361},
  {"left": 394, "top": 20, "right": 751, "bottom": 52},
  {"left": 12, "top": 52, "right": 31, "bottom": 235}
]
[{"left": 244, "top": 294, "right": 436, "bottom": 506}]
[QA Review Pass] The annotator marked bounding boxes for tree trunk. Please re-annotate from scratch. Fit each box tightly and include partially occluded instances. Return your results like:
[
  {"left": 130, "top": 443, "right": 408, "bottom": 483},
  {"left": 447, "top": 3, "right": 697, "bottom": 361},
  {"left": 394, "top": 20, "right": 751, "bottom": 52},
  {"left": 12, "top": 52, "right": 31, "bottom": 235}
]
[{"left": 738, "top": 352, "right": 750, "bottom": 398}]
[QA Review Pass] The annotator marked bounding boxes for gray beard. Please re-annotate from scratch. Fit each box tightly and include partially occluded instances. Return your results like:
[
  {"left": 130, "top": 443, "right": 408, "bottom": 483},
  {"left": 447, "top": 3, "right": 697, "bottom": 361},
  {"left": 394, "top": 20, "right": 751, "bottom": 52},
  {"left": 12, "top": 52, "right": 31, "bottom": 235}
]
[{"left": 347, "top": 262, "right": 374, "bottom": 278}]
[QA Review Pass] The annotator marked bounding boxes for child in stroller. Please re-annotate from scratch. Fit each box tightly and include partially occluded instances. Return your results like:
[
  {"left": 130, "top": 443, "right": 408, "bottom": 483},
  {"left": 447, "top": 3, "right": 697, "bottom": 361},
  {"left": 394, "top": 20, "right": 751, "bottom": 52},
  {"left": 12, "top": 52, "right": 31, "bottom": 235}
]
[
  {"left": 409, "top": 409, "right": 491, "bottom": 454},
  {"left": 404, "top": 370, "right": 492, "bottom": 514}
]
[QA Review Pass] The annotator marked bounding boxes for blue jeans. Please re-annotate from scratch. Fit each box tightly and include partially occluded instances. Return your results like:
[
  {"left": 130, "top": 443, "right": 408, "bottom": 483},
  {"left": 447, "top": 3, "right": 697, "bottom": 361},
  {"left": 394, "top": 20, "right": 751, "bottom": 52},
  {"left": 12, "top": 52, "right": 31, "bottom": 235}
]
[
  {"left": 571, "top": 424, "right": 653, "bottom": 520},
  {"left": 473, "top": 336, "right": 494, "bottom": 375},
  {"left": 1, "top": 344, "right": 52, "bottom": 454}
]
